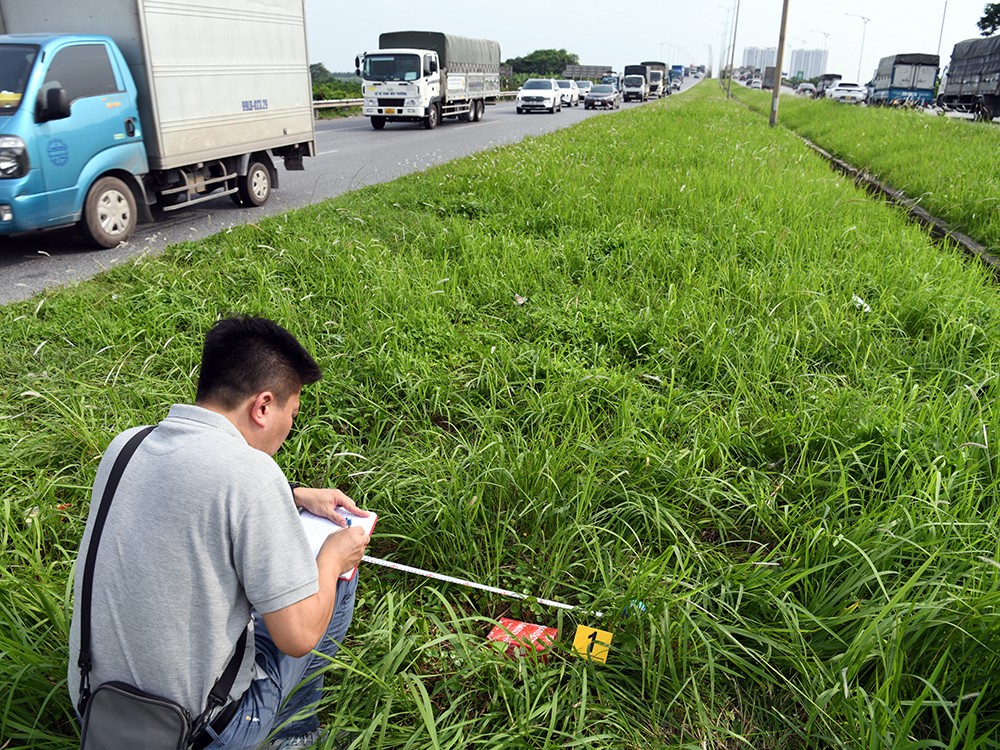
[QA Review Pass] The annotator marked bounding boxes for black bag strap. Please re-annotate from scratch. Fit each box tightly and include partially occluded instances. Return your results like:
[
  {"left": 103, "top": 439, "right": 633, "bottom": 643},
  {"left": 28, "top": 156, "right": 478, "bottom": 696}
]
[
  {"left": 78, "top": 426, "right": 156, "bottom": 712},
  {"left": 77, "top": 425, "right": 249, "bottom": 731}
]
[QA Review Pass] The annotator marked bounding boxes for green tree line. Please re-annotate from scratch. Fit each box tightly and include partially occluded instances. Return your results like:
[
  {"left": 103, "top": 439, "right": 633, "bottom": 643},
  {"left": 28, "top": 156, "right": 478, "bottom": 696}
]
[{"left": 311, "top": 62, "right": 361, "bottom": 100}]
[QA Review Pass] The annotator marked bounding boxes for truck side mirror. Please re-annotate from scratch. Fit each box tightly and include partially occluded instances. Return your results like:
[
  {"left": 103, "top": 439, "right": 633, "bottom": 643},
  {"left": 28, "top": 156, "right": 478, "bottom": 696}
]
[
  {"left": 430, "top": 60, "right": 438, "bottom": 74},
  {"left": 37, "top": 86, "right": 70, "bottom": 123},
  {"left": 355, "top": 68, "right": 361, "bottom": 77}
]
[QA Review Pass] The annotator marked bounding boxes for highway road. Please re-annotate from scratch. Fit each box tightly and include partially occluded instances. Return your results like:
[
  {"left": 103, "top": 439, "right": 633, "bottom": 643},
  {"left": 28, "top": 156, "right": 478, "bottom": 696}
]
[{"left": 0, "top": 85, "right": 701, "bottom": 305}]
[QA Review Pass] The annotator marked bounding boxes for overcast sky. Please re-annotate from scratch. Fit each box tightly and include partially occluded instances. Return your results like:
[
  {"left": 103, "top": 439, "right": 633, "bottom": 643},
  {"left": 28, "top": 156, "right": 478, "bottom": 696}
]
[{"left": 304, "top": 0, "right": 988, "bottom": 82}]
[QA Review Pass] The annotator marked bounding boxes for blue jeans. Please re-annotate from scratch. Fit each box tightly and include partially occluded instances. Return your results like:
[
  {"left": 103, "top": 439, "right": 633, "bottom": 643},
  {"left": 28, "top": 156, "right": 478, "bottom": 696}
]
[{"left": 201, "top": 575, "right": 358, "bottom": 748}]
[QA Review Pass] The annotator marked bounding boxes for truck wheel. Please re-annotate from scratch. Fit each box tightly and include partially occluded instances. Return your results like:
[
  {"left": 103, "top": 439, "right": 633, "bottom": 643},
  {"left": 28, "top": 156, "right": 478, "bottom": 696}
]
[
  {"left": 473, "top": 100, "right": 485, "bottom": 121},
  {"left": 80, "top": 176, "right": 136, "bottom": 248},
  {"left": 238, "top": 160, "right": 271, "bottom": 207},
  {"left": 371, "top": 116, "right": 386, "bottom": 130},
  {"left": 424, "top": 104, "right": 439, "bottom": 129}
]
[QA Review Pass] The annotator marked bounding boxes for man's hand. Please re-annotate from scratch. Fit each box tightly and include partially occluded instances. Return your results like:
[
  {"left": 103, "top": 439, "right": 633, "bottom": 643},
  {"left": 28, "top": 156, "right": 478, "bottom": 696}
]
[
  {"left": 318, "top": 525, "right": 369, "bottom": 576},
  {"left": 292, "top": 486, "right": 370, "bottom": 527}
]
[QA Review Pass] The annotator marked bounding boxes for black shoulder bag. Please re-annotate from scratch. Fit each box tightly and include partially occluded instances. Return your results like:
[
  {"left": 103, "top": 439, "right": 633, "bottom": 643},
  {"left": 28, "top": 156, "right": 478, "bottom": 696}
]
[{"left": 77, "top": 426, "right": 248, "bottom": 750}]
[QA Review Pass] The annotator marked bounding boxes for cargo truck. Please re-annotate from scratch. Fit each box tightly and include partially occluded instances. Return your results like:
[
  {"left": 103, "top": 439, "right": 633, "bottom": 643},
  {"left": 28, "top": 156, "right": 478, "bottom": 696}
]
[
  {"left": 869, "top": 53, "right": 938, "bottom": 107},
  {"left": 0, "top": 0, "right": 315, "bottom": 248},
  {"left": 815, "top": 73, "right": 843, "bottom": 98},
  {"left": 640, "top": 61, "right": 667, "bottom": 97},
  {"left": 937, "top": 36, "right": 1000, "bottom": 121},
  {"left": 762, "top": 66, "right": 776, "bottom": 91},
  {"left": 622, "top": 64, "right": 651, "bottom": 102},
  {"left": 356, "top": 31, "right": 500, "bottom": 130}
]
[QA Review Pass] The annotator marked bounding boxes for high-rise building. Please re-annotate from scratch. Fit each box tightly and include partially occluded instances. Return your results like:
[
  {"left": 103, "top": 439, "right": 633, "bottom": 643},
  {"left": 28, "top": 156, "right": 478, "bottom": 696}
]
[
  {"left": 742, "top": 47, "right": 777, "bottom": 71},
  {"left": 789, "top": 49, "right": 828, "bottom": 80}
]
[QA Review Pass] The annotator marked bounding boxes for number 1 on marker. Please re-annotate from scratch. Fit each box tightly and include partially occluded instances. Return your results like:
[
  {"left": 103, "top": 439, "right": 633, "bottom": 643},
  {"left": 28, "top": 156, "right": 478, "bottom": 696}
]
[{"left": 572, "top": 625, "right": 612, "bottom": 663}]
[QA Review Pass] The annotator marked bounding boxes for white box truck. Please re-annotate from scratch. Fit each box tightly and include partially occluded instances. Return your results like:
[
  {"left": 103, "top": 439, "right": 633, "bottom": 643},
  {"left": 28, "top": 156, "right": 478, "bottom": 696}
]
[
  {"left": 0, "top": 0, "right": 315, "bottom": 247},
  {"left": 356, "top": 31, "right": 500, "bottom": 130}
]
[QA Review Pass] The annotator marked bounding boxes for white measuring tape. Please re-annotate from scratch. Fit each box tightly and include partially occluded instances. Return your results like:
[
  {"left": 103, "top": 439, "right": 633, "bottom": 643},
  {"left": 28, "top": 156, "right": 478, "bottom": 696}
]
[{"left": 362, "top": 554, "right": 603, "bottom": 618}]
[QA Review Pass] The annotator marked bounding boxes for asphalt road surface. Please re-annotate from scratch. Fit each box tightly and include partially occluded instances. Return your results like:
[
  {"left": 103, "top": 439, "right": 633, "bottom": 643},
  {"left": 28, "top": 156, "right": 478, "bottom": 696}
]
[{"left": 0, "top": 83, "right": 701, "bottom": 305}]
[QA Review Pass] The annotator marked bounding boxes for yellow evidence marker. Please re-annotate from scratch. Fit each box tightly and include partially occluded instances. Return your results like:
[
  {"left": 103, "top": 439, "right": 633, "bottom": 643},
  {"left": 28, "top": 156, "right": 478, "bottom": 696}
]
[{"left": 572, "top": 624, "right": 613, "bottom": 663}]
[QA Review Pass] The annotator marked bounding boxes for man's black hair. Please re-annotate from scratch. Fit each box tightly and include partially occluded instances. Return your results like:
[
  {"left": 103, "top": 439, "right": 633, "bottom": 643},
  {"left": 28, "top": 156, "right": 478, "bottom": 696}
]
[{"left": 195, "top": 316, "right": 322, "bottom": 409}]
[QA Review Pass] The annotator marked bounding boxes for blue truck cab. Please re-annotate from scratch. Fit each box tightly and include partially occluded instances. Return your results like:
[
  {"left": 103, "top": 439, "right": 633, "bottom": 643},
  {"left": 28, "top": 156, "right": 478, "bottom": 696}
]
[{"left": 0, "top": 33, "right": 150, "bottom": 246}]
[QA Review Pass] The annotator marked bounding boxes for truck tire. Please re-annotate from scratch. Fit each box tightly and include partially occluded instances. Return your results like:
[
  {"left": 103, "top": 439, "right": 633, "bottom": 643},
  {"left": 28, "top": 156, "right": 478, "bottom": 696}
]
[
  {"left": 80, "top": 176, "right": 137, "bottom": 248},
  {"left": 473, "top": 100, "right": 485, "bottom": 121},
  {"left": 237, "top": 160, "right": 271, "bottom": 207},
  {"left": 424, "top": 103, "right": 440, "bottom": 129},
  {"left": 371, "top": 116, "right": 386, "bottom": 130}
]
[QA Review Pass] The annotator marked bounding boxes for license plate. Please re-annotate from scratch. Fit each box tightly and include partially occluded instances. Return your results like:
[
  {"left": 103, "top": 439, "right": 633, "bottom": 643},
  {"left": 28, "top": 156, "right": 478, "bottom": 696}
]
[{"left": 385, "top": 108, "right": 397, "bottom": 114}]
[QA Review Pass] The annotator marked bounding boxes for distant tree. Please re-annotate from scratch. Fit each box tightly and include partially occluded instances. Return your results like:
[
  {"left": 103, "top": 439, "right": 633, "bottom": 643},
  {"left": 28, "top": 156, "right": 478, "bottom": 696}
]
[
  {"left": 310, "top": 62, "right": 334, "bottom": 83},
  {"left": 979, "top": 3, "right": 1000, "bottom": 35},
  {"left": 504, "top": 49, "right": 579, "bottom": 76}
]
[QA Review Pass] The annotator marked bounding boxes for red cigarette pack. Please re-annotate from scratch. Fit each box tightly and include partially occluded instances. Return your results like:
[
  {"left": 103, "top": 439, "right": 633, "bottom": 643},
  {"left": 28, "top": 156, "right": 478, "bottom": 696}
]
[{"left": 487, "top": 617, "right": 558, "bottom": 661}]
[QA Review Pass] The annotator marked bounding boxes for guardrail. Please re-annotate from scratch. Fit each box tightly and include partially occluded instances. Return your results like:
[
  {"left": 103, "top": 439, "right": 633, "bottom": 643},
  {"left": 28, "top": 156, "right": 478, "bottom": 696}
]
[{"left": 312, "top": 91, "right": 518, "bottom": 113}]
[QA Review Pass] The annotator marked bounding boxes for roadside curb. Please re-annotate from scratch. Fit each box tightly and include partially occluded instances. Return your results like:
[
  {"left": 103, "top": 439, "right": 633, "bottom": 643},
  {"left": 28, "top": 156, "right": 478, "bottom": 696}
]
[{"left": 797, "top": 135, "right": 1000, "bottom": 279}]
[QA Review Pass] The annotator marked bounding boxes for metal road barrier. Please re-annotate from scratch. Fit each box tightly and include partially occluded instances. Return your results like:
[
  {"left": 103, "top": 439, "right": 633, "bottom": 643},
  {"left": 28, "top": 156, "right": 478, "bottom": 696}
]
[{"left": 312, "top": 91, "right": 518, "bottom": 113}]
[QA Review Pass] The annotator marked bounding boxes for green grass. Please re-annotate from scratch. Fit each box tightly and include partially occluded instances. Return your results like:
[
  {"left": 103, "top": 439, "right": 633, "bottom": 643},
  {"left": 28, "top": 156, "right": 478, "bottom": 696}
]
[
  {"left": 734, "top": 87, "right": 1000, "bottom": 254},
  {"left": 2, "top": 83, "right": 1000, "bottom": 748}
]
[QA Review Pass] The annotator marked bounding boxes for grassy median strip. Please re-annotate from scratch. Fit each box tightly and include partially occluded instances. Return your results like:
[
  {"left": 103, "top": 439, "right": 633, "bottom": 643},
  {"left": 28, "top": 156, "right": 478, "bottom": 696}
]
[
  {"left": 735, "top": 86, "right": 1000, "bottom": 254},
  {"left": 2, "top": 84, "right": 1000, "bottom": 749}
]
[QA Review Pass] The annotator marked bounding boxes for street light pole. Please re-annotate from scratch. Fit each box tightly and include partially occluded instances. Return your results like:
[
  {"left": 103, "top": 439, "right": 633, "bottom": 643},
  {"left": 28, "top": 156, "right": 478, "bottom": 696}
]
[
  {"left": 936, "top": 1, "right": 948, "bottom": 58},
  {"left": 718, "top": 4, "right": 732, "bottom": 88},
  {"left": 811, "top": 30, "right": 831, "bottom": 74},
  {"left": 845, "top": 13, "right": 871, "bottom": 82}
]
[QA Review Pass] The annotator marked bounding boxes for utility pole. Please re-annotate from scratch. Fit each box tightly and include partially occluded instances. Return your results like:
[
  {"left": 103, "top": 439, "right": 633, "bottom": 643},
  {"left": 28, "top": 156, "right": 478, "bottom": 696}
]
[
  {"left": 770, "top": 0, "right": 790, "bottom": 127},
  {"left": 726, "top": 0, "right": 741, "bottom": 98}
]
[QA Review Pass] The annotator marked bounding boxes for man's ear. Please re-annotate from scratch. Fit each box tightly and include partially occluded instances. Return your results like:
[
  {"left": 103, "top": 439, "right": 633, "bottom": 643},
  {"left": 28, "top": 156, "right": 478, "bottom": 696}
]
[{"left": 249, "top": 391, "right": 275, "bottom": 428}]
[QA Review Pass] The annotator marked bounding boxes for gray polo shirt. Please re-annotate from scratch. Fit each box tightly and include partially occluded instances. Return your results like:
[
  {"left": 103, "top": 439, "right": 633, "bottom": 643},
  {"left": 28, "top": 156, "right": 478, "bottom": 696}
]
[{"left": 68, "top": 404, "right": 318, "bottom": 715}]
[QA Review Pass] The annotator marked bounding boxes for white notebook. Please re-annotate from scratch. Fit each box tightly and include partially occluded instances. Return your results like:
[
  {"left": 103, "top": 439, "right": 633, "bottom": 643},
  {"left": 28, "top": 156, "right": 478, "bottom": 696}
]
[{"left": 299, "top": 508, "right": 378, "bottom": 580}]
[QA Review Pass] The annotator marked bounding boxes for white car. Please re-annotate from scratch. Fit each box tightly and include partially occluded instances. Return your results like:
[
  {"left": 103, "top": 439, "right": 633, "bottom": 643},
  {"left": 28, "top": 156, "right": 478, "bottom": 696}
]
[
  {"left": 516, "top": 78, "right": 561, "bottom": 114},
  {"left": 827, "top": 81, "right": 867, "bottom": 103},
  {"left": 556, "top": 79, "right": 580, "bottom": 107},
  {"left": 576, "top": 80, "right": 593, "bottom": 99},
  {"left": 749, "top": 78, "right": 762, "bottom": 90}
]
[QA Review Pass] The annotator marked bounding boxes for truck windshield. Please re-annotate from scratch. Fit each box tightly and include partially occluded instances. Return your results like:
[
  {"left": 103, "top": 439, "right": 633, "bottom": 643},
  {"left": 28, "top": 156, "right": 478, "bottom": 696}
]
[
  {"left": 0, "top": 44, "right": 39, "bottom": 112},
  {"left": 363, "top": 53, "right": 422, "bottom": 82},
  {"left": 624, "top": 76, "right": 643, "bottom": 86}
]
